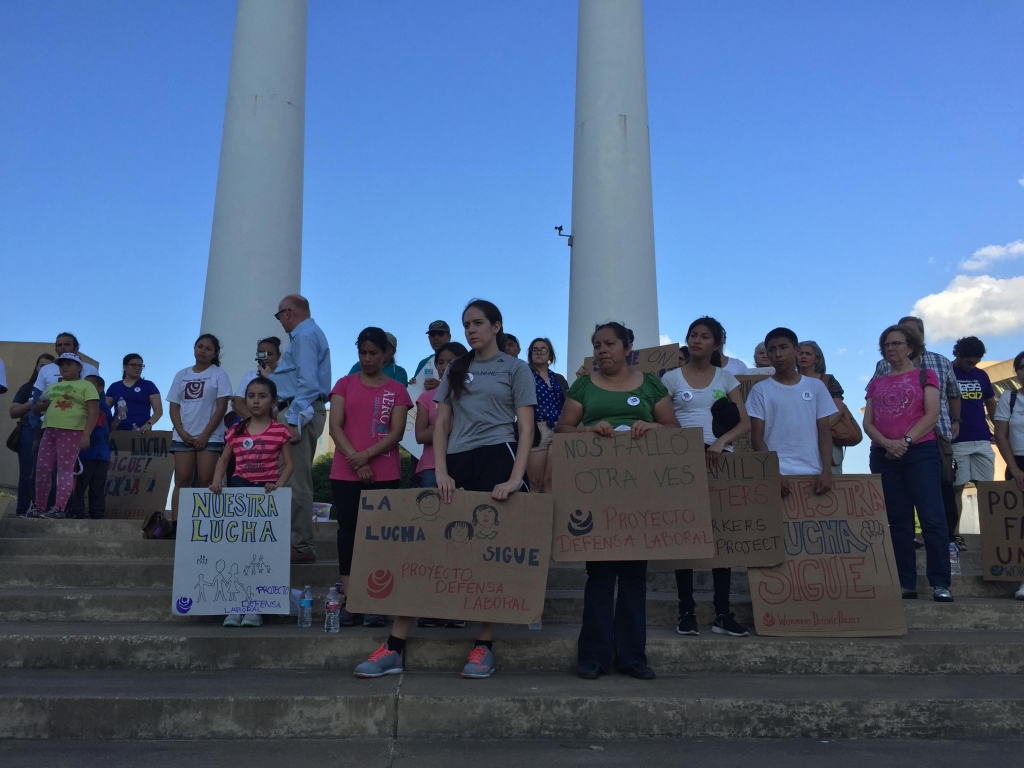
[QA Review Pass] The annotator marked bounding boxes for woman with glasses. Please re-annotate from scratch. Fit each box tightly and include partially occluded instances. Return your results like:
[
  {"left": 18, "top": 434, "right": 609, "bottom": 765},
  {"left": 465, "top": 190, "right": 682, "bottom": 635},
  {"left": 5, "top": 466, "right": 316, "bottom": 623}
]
[
  {"left": 863, "top": 324, "right": 952, "bottom": 602},
  {"left": 526, "top": 337, "right": 568, "bottom": 491},
  {"left": 107, "top": 354, "right": 162, "bottom": 432},
  {"left": 797, "top": 340, "right": 846, "bottom": 473}
]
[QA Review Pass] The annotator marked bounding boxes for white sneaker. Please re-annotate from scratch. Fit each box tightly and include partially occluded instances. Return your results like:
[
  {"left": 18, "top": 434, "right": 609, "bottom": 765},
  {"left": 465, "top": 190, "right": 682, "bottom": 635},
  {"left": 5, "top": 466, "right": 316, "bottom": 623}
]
[
  {"left": 1015, "top": 582, "right": 1024, "bottom": 601},
  {"left": 240, "top": 613, "right": 263, "bottom": 627},
  {"left": 223, "top": 613, "right": 243, "bottom": 627}
]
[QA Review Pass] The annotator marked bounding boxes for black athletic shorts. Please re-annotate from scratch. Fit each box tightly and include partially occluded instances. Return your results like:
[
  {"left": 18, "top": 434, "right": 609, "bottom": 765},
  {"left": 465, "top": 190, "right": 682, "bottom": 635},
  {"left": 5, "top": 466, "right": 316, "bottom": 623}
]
[{"left": 446, "top": 442, "right": 529, "bottom": 494}]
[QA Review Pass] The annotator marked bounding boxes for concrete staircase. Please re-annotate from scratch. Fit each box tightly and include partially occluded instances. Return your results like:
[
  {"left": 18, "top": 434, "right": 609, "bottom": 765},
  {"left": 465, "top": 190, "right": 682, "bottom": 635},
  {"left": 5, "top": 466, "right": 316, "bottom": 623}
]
[{"left": 1, "top": 519, "right": 1023, "bottom": 740}]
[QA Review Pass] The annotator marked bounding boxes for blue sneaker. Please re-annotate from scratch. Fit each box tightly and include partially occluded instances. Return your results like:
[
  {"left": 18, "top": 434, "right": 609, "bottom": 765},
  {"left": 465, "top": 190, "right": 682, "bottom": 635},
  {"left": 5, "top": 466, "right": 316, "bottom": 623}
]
[
  {"left": 354, "top": 644, "right": 404, "bottom": 678},
  {"left": 461, "top": 645, "right": 495, "bottom": 679}
]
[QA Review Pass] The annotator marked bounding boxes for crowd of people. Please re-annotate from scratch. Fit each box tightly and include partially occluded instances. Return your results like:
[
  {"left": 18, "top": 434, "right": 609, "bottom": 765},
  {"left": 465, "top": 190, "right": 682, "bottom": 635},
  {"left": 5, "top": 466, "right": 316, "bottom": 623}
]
[{"left": 5, "top": 297, "right": 1024, "bottom": 680}]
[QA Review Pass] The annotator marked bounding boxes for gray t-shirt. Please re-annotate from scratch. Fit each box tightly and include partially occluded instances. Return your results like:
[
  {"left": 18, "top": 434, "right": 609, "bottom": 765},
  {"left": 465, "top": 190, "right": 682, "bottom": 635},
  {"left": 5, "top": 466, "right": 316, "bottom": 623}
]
[{"left": 434, "top": 352, "right": 537, "bottom": 453}]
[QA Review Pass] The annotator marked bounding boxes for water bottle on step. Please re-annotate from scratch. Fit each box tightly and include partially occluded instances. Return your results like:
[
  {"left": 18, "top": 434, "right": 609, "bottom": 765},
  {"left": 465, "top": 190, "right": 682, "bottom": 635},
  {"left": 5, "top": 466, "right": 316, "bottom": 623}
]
[
  {"left": 298, "top": 585, "right": 313, "bottom": 628},
  {"left": 325, "top": 587, "right": 341, "bottom": 633},
  {"left": 949, "top": 543, "right": 961, "bottom": 577}
]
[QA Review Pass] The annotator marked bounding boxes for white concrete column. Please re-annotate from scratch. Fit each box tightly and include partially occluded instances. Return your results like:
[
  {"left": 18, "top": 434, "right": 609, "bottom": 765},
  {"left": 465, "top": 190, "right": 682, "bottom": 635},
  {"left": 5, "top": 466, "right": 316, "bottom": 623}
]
[
  {"left": 200, "top": 0, "right": 307, "bottom": 386},
  {"left": 567, "top": 0, "right": 659, "bottom": 375}
]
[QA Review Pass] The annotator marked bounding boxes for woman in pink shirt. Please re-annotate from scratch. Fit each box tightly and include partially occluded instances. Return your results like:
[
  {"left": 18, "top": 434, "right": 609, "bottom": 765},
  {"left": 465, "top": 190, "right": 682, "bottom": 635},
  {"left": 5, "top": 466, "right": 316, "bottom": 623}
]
[
  {"left": 414, "top": 341, "right": 467, "bottom": 489},
  {"left": 864, "top": 323, "right": 952, "bottom": 603},
  {"left": 329, "top": 327, "right": 413, "bottom": 628}
]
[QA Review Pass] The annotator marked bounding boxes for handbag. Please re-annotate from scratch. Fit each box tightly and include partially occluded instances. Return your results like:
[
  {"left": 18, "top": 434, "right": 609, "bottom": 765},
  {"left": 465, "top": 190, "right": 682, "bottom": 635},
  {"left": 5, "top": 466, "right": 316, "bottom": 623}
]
[
  {"left": 6, "top": 418, "right": 24, "bottom": 453},
  {"left": 830, "top": 399, "right": 863, "bottom": 447}
]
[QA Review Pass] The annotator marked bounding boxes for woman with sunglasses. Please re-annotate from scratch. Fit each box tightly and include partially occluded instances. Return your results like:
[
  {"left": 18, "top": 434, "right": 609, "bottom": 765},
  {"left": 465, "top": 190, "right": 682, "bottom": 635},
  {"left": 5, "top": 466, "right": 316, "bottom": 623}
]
[{"left": 107, "top": 354, "right": 162, "bottom": 432}]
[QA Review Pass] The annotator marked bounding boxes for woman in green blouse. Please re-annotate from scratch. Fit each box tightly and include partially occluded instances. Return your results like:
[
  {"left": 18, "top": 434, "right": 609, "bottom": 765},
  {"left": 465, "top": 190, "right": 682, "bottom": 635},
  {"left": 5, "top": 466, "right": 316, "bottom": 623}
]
[{"left": 556, "top": 322, "right": 678, "bottom": 680}]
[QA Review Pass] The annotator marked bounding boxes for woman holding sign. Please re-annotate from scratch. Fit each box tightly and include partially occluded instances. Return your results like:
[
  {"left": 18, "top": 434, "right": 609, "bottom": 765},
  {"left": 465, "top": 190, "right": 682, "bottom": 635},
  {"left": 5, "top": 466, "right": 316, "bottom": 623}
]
[
  {"left": 330, "top": 327, "right": 413, "bottom": 629},
  {"left": 556, "top": 321, "right": 678, "bottom": 680},
  {"left": 662, "top": 317, "right": 752, "bottom": 638},
  {"left": 353, "top": 299, "right": 536, "bottom": 680}
]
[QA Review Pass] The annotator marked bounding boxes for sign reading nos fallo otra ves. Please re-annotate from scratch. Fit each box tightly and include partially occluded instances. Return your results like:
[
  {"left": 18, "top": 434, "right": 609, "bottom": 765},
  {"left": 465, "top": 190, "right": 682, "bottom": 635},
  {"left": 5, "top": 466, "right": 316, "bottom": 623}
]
[
  {"left": 550, "top": 427, "right": 714, "bottom": 563},
  {"left": 346, "top": 489, "right": 553, "bottom": 624},
  {"left": 977, "top": 481, "right": 1024, "bottom": 581},
  {"left": 748, "top": 475, "right": 906, "bottom": 637},
  {"left": 651, "top": 451, "right": 784, "bottom": 571}
]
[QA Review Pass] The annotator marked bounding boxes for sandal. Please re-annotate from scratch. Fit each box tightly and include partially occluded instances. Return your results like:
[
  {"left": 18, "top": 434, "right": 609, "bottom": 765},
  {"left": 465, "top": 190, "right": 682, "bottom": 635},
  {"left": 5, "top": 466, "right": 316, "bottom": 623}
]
[{"left": 953, "top": 534, "right": 967, "bottom": 552}]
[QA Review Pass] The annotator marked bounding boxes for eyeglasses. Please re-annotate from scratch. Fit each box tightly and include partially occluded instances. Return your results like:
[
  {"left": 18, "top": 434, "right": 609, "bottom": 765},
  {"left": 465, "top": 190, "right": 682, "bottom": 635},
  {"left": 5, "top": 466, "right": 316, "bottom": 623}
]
[
  {"left": 883, "top": 341, "right": 907, "bottom": 349},
  {"left": 530, "top": 347, "right": 549, "bottom": 355},
  {"left": 126, "top": 363, "right": 145, "bottom": 369},
  {"left": 274, "top": 308, "right": 292, "bottom": 320}
]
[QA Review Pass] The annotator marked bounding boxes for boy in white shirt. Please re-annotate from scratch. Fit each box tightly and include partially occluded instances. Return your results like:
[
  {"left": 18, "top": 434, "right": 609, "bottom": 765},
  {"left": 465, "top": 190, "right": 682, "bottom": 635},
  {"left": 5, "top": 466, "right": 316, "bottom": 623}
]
[{"left": 747, "top": 327, "right": 837, "bottom": 495}]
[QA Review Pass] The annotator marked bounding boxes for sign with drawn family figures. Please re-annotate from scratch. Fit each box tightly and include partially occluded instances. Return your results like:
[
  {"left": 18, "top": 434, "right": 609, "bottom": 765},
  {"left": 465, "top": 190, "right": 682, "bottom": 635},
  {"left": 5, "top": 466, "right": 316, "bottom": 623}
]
[
  {"left": 104, "top": 430, "right": 175, "bottom": 519},
  {"left": 550, "top": 427, "right": 714, "bottom": 562},
  {"left": 582, "top": 342, "right": 679, "bottom": 378},
  {"left": 977, "top": 481, "right": 1024, "bottom": 581},
  {"left": 651, "top": 451, "right": 784, "bottom": 571},
  {"left": 346, "top": 489, "right": 553, "bottom": 624},
  {"left": 171, "top": 488, "right": 292, "bottom": 616},
  {"left": 748, "top": 475, "right": 906, "bottom": 637}
]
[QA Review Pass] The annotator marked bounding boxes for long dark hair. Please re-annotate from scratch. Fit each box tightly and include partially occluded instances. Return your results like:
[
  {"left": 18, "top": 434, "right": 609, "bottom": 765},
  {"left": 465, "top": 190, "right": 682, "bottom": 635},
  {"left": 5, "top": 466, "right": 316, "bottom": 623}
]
[
  {"left": 21, "top": 354, "right": 54, "bottom": 394},
  {"left": 527, "top": 337, "right": 556, "bottom": 368},
  {"left": 195, "top": 334, "right": 222, "bottom": 367},
  {"left": 591, "top": 322, "right": 634, "bottom": 348},
  {"left": 258, "top": 336, "right": 282, "bottom": 355},
  {"left": 687, "top": 316, "right": 725, "bottom": 367},
  {"left": 435, "top": 341, "right": 468, "bottom": 365},
  {"left": 446, "top": 300, "right": 506, "bottom": 401},
  {"left": 231, "top": 376, "right": 278, "bottom": 438}
]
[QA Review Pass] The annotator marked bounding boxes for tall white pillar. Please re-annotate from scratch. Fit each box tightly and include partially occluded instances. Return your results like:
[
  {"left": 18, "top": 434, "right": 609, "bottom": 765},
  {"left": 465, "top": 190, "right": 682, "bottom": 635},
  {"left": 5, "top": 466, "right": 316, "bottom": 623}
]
[
  {"left": 567, "top": 0, "right": 659, "bottom": 375},
  {"left": 200, "top": 0, "right": 307, "bottom": 385}
]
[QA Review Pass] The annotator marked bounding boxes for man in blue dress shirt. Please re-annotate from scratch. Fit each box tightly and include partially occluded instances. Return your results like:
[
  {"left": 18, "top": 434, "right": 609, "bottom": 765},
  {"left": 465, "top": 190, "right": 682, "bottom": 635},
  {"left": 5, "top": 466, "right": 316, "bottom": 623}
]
[{"left": 270, "top": 294, "right": 332, "bottom": 563}]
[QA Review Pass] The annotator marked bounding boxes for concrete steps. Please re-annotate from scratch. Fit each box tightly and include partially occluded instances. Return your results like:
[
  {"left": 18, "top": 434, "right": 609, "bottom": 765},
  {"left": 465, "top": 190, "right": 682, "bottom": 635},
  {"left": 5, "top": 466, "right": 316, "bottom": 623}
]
[{"left": 2, "top": 669, "right": 1023, "bottom": 740}]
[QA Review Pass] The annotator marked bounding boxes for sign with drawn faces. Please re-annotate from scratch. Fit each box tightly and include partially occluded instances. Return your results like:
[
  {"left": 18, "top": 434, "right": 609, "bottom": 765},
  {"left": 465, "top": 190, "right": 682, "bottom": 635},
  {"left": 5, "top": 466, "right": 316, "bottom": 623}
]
[
  {"left": 346, "top": 489, "right": 553, "bottom": 624},
  {"left": 171, "top": 487, "right": 292, "bottom": 616},
  {"left": 549, "top": 428, "right": 715, "bottom": 562}
]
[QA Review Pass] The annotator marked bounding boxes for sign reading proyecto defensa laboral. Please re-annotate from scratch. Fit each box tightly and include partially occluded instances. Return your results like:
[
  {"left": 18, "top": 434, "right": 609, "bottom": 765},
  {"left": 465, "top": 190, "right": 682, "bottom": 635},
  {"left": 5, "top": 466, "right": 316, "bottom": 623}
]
[{"left": 171, "top": 488, "right": 292, "bottom": 616}]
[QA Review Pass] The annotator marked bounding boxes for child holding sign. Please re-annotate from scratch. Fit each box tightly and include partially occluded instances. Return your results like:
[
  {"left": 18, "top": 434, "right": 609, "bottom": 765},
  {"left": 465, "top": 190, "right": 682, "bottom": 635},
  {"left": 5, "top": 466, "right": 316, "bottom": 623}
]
[
  {"left": 210, "top": 376, "right": 294, "bottom": 627},
  {"left": 556, "top": 322, "right": 679, "bottom": 681},
  {"left": 661, "top": 317, "right": 752, "bottom": 638}
]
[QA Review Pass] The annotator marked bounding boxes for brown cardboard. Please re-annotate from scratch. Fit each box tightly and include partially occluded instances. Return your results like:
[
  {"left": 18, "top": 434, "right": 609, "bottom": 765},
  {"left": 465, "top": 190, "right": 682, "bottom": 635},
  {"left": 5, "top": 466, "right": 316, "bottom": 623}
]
[
  {"left": 748, "top": 474, "right": 906, "bottom": 637},
  {"left": 650, "top": 451, "right": 784, "bottom": 570},
  {"left": 582, "top": 343, "right": 680, "bottom": 378},
  {"left": 977, "top": 481, "right": 1024, "bottom": 581},
  {"left": 550, "top": 427, "right": 714, "bottom": 562},
  {"left": 732, "top": 374, "right": 770, "bottom": 453},
  {"left": 346, "top": 489, "right": 553, "bottom": 624},
  {"left": 104, "top": 430, "right": 175, "bottom": 519}
]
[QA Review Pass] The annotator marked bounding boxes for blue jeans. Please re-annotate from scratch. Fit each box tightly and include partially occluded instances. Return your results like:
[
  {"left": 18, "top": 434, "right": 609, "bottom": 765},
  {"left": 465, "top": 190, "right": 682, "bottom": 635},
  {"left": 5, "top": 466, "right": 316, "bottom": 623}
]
[
  {"left": 419, "top": 469, "right": 436, "bottom": 488},
  {"left": 870, "top": 442, "right": 950, "bottom": 590},
  {"left": 15, "top": 421, "right": 35, "bottom": 514}
]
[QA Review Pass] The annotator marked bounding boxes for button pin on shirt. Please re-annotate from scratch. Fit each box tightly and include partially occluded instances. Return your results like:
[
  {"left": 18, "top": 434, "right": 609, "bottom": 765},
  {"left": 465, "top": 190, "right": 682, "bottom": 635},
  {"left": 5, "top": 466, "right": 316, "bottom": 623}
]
[
  {"left": 802, "top": 391, "right": 813, "bottom": 401},
  {"left": 681, "top": 391, "right": 693, "bottom": 402},
  {"left": 627, "top": 396, "right": 640, "bottom": 406}
]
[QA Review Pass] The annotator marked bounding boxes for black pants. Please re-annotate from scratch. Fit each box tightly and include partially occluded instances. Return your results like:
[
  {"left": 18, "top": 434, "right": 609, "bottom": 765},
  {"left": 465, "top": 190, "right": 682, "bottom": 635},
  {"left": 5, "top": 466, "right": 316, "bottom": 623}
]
[
  {"left": 332, "top": 479, "right": 402, "bottom": 576},
  {"left": 446, "top": 442, "right": 527, "bottom": 493},
  {"left": 936, "top": 433, "right": 960, "bottom": 541},
  {"left": 675, "top": 567, "right": 731, "bottom": 617},
  {"left": 68, "top": 459, "right": 108, "bottom": 520},
  {"left": 1008, "top": 456, "right": 1024, "bottom": 479},
  {"left": 577, "top": 559, "right": 647, "bottom": 671}
]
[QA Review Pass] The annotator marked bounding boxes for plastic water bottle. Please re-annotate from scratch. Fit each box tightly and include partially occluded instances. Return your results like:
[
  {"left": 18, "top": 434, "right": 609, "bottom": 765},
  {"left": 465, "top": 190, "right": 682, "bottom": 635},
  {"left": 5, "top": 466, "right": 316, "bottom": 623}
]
[
  {"left": 298, "top": 585, "right": 313, "bottom": 628},
  {"left": 949, "top": 543, "right": 962, "bottom": 577},
  {"left": 324, "top": 587, "right": 341, "bottom": 633}
]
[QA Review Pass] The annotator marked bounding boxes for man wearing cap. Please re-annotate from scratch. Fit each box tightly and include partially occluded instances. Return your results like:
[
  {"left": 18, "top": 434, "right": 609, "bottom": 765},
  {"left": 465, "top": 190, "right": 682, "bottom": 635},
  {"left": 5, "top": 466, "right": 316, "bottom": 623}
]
[
  {"left": 409, "top": 320, "right": 452, "bottom": 392},
  {"left": 270, "top": 294, "right": 332, "bottom": 564},
  {"left": 348, "top": 332, "right": 409, "bottom": 387}
]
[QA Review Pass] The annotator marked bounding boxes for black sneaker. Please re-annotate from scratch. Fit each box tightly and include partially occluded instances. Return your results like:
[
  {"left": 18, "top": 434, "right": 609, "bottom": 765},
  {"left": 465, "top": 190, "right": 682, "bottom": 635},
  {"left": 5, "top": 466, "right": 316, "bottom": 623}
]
[
  {"left": 417, "top": 617, "right": 439, "bottom": 628},
  {"left": 901, "top": 588, "right": 918, "bottom": 600},
  {"left": 676, "top": 612, "right": 699, "bottom": 636},
  {"left": 444, "top": 619, "right": 466, "bottom": 629},
  {"left": 953, "top": 534, "right": 967, "bottom": 552},
  {"left": 338, "top": 599, "right": 356, "bottom": 627},
  {"left": 362, "top": 614, "right": 386, "bottom": 628},
  {"left": 712, "top": 612, "right": 750, "bottom": 637},
  {"left": 933, "top": 587, "right": 954, "bottom": 603}
]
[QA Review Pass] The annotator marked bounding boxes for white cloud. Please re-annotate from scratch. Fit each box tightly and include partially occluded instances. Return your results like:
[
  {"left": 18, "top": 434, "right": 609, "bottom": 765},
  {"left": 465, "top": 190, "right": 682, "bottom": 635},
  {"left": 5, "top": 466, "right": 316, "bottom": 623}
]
[
  {"left": 927, "top": 257, "right": 935, "bottom": 265},
  {"left": 959, "top": 240, "right": 1024, "bottom": 271},
  {"left": 858, "top": 375, "right": 870, "bottom": 382},
  {"left": 1018, "top": 176, "right": 1024, "bottom": 188},
  {"left": 912, "top": 275, "right": 1024, "bottom": 340},
  {"left": 659, "top": 334, "right": 673, "bottom": 345},
  {"left": 837, "top": 347, "right": 848, "bottom": 355}
]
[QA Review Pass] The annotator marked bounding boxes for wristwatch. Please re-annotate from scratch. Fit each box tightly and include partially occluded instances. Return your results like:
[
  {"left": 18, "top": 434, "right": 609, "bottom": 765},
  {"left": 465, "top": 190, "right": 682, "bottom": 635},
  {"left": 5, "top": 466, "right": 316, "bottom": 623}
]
[
  {"left": 903, "top": 435, "right": 914, "bottom": 446},
  {"left": 951, "top": 418, "right": 962, "bottom": 424}
]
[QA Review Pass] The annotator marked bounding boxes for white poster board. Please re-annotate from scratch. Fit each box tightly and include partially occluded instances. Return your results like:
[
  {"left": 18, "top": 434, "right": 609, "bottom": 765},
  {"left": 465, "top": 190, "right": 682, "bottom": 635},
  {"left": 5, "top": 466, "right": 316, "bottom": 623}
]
[
  {"left": 401, "top": 357, "right": 437, "bottom": 460},
  {"left": 171, "top": 487, "right": 292, "bottom": 616}
]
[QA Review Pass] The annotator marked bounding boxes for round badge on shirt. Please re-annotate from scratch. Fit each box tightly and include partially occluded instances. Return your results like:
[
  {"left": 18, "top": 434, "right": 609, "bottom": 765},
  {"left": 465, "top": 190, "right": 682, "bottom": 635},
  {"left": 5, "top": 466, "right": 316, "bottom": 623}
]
[
  {"left": 466, "top": 373, "right": 475, "bottom": 384},
  {"left": 242, "top": 438, "right": 254, "bottom": 450},
  {"left": 802, "top": 391, "right": 813, "bottom": 401},
  {"left": 627, "top": 396, "right": 640, "bottom": 406},
  {"left": 134, "top": 387, "right": 141, "bottom": 393},
  {"left": 681, "top": 391, "right": 693, "bottom": 402}
]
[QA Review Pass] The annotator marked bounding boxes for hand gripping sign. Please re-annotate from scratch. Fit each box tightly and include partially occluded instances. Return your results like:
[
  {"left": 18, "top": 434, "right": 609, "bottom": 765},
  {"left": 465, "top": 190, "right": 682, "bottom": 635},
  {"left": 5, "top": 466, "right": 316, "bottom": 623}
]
[
  {"left": 347, "top": 489, "right": 553, "bottom": 624},
  {"left": 550, "top": 427, "right": 714, "bottom": 562}
]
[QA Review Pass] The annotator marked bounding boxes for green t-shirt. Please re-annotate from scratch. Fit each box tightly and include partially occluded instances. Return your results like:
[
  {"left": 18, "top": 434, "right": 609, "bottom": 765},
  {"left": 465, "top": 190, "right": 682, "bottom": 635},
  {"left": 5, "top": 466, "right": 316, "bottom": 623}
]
[
  {"left": 43, "top": 380, "right": 99, "bottom": 431},
  {"left": 565, "top": 373, "right": 668, "bottom": 428}
]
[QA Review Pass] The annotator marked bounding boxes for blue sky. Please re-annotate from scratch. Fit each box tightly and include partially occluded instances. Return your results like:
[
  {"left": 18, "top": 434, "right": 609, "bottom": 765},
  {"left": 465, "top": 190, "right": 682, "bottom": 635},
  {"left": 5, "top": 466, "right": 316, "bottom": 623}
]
[{"left": 3, "top": 1, "right": 1022, "bottom": 472}]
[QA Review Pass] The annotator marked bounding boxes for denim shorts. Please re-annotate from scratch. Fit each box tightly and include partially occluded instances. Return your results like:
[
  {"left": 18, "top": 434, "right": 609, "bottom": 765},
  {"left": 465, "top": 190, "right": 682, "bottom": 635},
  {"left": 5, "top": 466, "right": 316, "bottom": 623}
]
[{"left": 170, "top": 440, "right": 226, "bottom": 454}]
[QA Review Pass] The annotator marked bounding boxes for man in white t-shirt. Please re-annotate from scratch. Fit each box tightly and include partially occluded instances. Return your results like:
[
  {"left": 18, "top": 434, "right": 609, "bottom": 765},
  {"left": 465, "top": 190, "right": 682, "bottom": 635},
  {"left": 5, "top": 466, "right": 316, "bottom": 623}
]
[
  {"left": 747, "top": 327, "right": 837, "bottom": 495},
  {"left": 33, "top": 333, "right": 99, "bottom": 393}
]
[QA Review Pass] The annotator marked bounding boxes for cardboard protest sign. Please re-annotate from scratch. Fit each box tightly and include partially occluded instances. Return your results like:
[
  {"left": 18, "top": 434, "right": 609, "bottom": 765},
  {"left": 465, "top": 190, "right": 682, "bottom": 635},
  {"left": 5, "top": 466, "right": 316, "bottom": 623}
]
[
  {"left": 400, "top": 375, "right": 427, "bottom": 460},
  {"left": 651, "top": 451, "right": 784, "bottom": 570},
  {"left": 583, "top": 343, "right": 680, "bottom": 378},
  {"left": 171, "top": 487, "right": 292, "bottom": 616},
  {"left": 104, "top": 430, "right": 175, "bottom": 519},
  {"left": 550, "top": 428, "right": 714, "bottom": 562},
  {"left": 748, "top": 475, "right": 906, "bottom": 637},
  {"left": 977, "top": 481, "right": 1024, "bottom": 581},
  {"left": 732, "top": 375, "right": 770, "bottom": 453},
  {"left": 347, "top": 489, "right": 553, "bottom": 624}
]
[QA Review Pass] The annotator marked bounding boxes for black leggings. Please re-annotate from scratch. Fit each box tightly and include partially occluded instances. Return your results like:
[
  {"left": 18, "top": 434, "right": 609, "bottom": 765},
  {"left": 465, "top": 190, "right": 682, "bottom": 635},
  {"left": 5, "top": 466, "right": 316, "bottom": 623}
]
[{"left": 332, "top": 479, "right": 402, "bottom": 575}]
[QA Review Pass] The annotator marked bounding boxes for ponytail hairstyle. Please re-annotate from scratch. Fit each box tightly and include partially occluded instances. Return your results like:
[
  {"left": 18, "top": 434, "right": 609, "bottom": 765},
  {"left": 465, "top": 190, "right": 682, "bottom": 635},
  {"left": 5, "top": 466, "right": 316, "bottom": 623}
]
[
  {"left": 590, "top": 321, "right": 634, "bottom": 349},
  {"left": 195, "top": 333, "right": 222, "bottom": 367},
  {"left": 355, "top": 327, "right": 389, "bottom": 355},
  {"left": 258, "top": 336, "right": 282, "bottom": 355},
  {"left": 446, "top": 299, "right": 505, "bottom": 401},
  {"left": 232, "top": 376, "right": 278, "bottom": 437}
]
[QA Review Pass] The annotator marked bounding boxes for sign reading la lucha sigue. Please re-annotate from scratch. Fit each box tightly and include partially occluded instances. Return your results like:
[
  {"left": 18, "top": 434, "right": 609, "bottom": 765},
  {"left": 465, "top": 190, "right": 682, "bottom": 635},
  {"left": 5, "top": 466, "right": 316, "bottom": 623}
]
[
  {"left": 347, "top": 489, "right": 553, "bottom": 624},
  {"left": 105, "top": 430, "right": 175, "bottom": 519}
]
